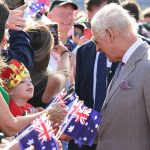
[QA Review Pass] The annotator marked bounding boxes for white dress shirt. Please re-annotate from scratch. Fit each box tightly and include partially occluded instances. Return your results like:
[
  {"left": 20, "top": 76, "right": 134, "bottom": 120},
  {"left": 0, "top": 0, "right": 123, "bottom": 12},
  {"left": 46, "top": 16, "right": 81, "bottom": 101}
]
[
  {"left": 93, "top": 52, "right": 112, "bottom": 105},
  {"left": 122, "top": 38, "right": 144, "bottom": 64}
]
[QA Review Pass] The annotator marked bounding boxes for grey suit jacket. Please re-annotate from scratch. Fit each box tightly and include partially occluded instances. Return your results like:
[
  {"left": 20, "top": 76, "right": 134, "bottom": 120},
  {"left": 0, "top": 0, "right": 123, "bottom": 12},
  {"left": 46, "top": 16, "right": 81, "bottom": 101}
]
[{"left": 97, "top": 42, "right": 150, "bottom": 150}]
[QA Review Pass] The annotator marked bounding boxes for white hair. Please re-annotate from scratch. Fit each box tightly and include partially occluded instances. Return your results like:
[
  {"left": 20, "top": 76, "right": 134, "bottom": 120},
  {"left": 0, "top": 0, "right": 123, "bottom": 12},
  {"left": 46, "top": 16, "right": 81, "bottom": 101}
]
[{"left": 91, "top": 3, "right": 138, "bottom": 38}]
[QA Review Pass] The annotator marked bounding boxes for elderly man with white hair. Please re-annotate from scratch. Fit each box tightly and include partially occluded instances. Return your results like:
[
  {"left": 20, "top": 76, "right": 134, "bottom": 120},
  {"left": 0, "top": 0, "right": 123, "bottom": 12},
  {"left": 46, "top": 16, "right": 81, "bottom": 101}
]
[{"left": 91, "top": 3, "right": 150, "bottom": 150}]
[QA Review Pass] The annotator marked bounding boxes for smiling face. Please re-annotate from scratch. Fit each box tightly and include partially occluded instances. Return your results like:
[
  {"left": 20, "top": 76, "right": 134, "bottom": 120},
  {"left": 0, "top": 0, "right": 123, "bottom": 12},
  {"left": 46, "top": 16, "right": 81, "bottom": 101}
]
[
  {"left": 48, "top": 4, "right": 75, "bottom": 34},
  {"left": 9, "top": 76, "right": 34, "bottom": 104}
]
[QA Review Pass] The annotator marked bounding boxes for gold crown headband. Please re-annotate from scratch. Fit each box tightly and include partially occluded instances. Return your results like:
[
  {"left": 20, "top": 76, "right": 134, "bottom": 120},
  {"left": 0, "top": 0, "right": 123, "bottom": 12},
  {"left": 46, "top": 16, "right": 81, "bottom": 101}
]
[{"left": 1, "top": 59, "right": 30, "bottom": 89}]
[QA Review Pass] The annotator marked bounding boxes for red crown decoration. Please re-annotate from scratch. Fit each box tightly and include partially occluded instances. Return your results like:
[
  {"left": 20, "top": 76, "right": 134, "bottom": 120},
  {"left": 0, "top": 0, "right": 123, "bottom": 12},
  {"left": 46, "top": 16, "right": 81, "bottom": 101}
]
[{"left": 0, "top": 59, "right": 30, "bottom": 89}]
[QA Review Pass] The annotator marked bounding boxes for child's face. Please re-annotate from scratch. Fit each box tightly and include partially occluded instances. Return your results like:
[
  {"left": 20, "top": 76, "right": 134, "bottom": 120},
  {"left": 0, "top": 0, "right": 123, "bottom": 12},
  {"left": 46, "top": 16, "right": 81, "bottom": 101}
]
[{"left": 10, "top": 76, "right": 34, "bottom": 100}]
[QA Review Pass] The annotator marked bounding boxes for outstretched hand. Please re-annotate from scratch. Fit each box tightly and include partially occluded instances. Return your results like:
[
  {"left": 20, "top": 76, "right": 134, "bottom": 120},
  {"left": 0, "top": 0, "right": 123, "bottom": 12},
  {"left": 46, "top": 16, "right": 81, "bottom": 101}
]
[{"left": 47, "top": 102, "right": 68, "bottom": 124}]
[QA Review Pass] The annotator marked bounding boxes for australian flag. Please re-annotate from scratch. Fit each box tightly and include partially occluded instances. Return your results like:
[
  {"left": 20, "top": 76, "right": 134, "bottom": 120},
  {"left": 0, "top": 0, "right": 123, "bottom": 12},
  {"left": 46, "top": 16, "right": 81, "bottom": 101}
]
[
  {"left": 57, "top": 98, "right": 102, "bottom": 147},
  {"left": 17, "top": 114, "right": 58, "bottom": 150},
  {"left": 48, "top": 90, "right": 77, "bottom": 110}
]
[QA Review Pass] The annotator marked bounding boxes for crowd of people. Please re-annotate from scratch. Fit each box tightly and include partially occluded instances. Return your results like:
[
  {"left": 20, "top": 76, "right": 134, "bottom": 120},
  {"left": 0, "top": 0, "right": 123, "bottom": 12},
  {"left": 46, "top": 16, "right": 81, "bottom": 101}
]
[{"left": 0, "top": 0, "right": 150, "bottom": 150}]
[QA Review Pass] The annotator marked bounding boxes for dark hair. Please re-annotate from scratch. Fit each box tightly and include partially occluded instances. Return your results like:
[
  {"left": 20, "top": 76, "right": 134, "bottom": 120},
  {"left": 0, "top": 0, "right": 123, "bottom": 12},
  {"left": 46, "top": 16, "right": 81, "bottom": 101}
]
[
  {"left": 0, "top": 0, "right": 9, "bottom": 43},
  {"left": 85, "top": 0, "right": 120, "bottom": 11},
  {"left": 122, "top": 1, "right": 141, "bottom": 21},
  {"left": 74, "top": 24, "right": 84, "bottom": 33}
]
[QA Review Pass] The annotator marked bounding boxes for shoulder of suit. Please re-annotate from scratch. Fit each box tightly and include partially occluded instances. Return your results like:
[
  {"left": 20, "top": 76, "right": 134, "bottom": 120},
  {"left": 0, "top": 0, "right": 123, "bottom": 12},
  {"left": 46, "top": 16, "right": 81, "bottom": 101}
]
[
  {"left": 141, "top": 36, "right": 150, "bottom": 45},
  {"left": 78, "top": 40, "right": 96, "bottom": 52}
]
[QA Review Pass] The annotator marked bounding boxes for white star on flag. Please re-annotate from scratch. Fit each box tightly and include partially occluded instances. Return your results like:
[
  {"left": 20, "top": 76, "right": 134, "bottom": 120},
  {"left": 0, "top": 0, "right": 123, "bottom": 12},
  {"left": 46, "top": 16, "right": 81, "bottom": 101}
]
[
  {"left": 95, "top": 124, "right": 99, "bottom": 129},
  {"left": 94, "top": 116, "right": 98, "bottom": 120},
  {"left": 83, "top": 137, "right": 87, "bottom": 141},
  {"left": 68, "top": 125, "right": 75, "bottom": 133},
  {"left": 27, "top": 139, "right": 34, "bottom": 146},
  {"left": 85, "top": 122, "right": 88, "bottom": 126}
]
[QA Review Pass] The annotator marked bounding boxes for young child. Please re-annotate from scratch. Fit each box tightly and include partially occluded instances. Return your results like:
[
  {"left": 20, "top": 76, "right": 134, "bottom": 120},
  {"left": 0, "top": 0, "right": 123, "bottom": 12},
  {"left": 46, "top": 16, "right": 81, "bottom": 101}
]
[{"left": 0, "top": 59, "right": 41, "bottom": 117}]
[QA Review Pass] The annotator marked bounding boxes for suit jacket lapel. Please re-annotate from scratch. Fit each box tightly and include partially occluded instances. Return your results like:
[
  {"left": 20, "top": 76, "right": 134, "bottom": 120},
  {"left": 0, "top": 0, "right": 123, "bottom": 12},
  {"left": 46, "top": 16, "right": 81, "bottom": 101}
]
[
  {"left": 102, "top": 62, "right": 135, "bottom": 110},
  {"left": 102, "top": 42, "right": 149, "bottom": 110}
]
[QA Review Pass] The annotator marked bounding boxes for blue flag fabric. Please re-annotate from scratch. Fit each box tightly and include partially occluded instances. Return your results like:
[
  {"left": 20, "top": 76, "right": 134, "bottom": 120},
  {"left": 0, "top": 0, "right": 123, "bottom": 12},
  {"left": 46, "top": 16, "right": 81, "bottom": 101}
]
[
  {"left": 18, "top": 114, "right": 58, "bottom": 150},
  {"left": 30, "top": 2, "right": 44, "bottom": 13}
]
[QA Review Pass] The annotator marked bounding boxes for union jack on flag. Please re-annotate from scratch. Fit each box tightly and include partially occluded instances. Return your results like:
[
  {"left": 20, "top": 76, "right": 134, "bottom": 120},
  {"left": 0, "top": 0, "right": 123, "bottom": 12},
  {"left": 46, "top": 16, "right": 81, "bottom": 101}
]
[
  {"left": 18, "top": 114, "right": 58, "bottom": 150},
  {"left": 49, "top": 91, "right": 77, "bottom": 110},
  {"left": 69, "top": 100, "right": 91, "bottom": 125},
  {"left": 53, "top": 89, "right": 67, "bottom": 104},
  {"left": 38, "top": 0, "right": 50, "bottom": 6},
  {"left": 32, "top": 114, "right": 55, "bottom": 143}
]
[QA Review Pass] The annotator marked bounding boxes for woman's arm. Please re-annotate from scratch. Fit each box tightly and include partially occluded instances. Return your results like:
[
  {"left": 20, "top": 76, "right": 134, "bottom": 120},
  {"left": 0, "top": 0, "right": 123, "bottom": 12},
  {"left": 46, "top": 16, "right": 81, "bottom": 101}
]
[
  {"left": 0, "top": 93, "right": 66, "bottom": 136},
  {"left": 0, "top": 93, "right": 42, "bottom": 136},
  {"left": 42, "top": 42, "right": 70, "bottom": 103}
]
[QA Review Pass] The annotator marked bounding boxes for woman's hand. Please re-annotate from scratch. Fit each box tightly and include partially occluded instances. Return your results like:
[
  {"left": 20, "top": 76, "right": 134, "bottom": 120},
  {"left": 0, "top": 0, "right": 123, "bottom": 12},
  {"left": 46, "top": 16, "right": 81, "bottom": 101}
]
[{"left": 53, "top": 41, "right": 69, "bottom": 56}]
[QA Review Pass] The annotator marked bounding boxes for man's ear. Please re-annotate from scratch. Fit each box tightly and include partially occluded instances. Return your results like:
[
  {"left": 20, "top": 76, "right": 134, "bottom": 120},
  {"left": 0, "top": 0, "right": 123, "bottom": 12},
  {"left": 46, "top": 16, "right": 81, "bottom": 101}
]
[{"left": 105, "top": 28, "right": 114, "bottom": 43}]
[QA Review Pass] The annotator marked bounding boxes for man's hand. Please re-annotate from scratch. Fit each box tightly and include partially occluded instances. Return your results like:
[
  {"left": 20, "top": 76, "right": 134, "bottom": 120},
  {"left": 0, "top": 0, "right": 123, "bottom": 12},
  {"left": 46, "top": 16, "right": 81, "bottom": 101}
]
[{"left": 47, "top": 102, "right": 67, "bottom": 124}]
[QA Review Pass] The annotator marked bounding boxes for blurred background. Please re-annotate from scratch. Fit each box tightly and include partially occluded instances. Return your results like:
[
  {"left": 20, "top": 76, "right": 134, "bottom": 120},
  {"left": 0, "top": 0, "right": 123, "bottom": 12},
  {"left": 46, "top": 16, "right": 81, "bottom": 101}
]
[
  {"left": 121, "top": 0, "right": 150, "bottom": 10},
  {"left": 73, "top": 0, "right": 150, "bottom": 10}
]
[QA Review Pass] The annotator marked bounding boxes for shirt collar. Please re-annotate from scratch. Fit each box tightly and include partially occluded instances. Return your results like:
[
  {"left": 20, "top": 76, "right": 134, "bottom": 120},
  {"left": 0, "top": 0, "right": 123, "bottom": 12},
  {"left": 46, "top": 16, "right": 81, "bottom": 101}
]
[{"left": 122, "top": 38, "right": 144, "bottom": 64}]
